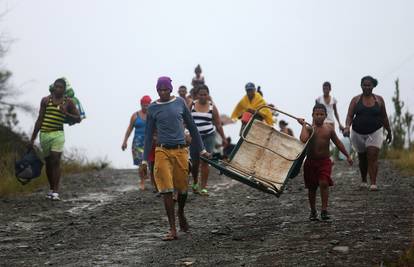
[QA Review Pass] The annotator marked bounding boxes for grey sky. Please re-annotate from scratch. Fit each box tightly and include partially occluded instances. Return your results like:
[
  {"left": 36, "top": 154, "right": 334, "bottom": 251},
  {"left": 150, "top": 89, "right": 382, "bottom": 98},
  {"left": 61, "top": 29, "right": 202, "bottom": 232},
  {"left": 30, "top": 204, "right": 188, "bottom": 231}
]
[{"left": 2, "top": 0, "right": 414, "bottom": 167}]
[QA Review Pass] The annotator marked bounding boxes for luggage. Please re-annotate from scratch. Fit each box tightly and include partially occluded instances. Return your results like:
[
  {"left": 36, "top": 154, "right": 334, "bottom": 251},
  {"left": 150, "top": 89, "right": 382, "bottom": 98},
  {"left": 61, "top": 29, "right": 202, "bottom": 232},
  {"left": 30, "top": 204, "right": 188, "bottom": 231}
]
[{"left": 15, "top": 149, "right": 44, "bottom": 185}]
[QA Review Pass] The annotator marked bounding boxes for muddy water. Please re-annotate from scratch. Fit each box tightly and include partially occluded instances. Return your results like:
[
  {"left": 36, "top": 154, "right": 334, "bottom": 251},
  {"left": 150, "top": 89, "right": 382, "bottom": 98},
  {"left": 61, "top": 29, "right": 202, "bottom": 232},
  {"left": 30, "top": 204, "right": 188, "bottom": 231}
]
[{"left": 0, "top": 161, "right": 413, "bottom": 266}]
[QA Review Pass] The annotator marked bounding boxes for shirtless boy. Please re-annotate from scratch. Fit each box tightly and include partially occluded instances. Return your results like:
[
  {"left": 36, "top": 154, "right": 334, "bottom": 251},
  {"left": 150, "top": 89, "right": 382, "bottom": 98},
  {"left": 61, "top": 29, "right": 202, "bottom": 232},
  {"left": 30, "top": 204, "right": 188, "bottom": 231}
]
[{"left": 298, "top": 103, "right": 353, "bottom": 221}]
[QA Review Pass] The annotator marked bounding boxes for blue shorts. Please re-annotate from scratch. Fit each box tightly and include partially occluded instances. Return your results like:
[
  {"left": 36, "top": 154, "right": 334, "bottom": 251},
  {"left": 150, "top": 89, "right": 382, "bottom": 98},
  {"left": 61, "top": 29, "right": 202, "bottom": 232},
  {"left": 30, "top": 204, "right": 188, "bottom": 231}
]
[{"left": 190, "top": 132, "right": 215, "bottom": 159}]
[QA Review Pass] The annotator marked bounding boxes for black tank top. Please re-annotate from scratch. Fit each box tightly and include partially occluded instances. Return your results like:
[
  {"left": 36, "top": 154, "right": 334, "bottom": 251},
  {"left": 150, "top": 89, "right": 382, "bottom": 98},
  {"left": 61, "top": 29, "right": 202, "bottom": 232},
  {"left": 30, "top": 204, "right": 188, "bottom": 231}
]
[{"left": 352, "top": 95, "right": 383, "bottom": 134}]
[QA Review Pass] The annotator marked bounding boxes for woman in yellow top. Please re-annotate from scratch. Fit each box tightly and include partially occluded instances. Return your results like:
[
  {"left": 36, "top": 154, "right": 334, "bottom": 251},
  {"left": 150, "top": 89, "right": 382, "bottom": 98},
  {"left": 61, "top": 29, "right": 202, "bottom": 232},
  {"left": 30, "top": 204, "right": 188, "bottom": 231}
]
[{"left": 231, "top": 82, "right": 274, "bottom": 135}]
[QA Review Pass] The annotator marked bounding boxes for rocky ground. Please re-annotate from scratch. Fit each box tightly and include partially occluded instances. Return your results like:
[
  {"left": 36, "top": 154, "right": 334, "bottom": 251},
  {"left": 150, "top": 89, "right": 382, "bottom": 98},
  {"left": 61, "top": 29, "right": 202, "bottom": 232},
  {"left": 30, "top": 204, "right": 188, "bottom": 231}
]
[{"left": 0, "top": 160, "right": 413, "bottom": 266}]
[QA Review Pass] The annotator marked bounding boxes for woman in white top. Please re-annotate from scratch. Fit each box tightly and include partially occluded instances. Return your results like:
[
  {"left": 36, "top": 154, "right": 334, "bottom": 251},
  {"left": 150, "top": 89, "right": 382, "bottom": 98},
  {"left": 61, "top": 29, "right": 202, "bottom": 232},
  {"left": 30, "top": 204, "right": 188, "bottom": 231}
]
[{"left": 315, "top": 81, "right": 344, "bottom": 132}]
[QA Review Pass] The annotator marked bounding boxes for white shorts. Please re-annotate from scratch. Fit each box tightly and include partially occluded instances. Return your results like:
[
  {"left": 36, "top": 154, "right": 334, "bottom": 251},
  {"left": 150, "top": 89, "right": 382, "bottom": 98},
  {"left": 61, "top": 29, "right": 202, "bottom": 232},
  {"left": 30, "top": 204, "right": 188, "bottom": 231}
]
[{"left": 351, "top": 128, "right": 383, "bottom": 153}]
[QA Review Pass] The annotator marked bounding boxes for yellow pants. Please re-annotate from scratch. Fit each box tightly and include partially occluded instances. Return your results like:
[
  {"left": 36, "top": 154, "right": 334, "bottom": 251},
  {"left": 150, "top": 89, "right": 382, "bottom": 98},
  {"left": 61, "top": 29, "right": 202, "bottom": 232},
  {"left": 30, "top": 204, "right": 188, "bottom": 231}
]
[{"left": 154, "top": 147, "right": 189, "bottom": 194}]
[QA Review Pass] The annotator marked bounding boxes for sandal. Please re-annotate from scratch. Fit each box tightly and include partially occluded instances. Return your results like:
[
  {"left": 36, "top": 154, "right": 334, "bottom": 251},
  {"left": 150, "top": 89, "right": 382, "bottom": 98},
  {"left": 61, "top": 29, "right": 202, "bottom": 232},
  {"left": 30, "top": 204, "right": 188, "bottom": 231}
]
[
  {"left": 369, "top": 184, "right": 378, "bottom": 191},
  {"left": 200, "top": 188, "right": 209, "bottom": 196},
  {"left": 309, "top": 210, "right": 319, "bottom": 221},
  {"left": 162, "top": 232, "right": 177, "bottom": 241},
  {"left": 192, "top": 183, "right": 200, "bottom": 194},
  {"left": 320, "top": 210, "right": 330, "bottom": 221}
]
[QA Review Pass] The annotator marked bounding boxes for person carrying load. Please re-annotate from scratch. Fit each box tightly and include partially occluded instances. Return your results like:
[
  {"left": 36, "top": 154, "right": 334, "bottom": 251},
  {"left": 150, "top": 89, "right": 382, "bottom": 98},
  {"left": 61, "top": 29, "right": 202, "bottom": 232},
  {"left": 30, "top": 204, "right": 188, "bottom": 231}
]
[
  {"left": 30, "top": 78, "right": 81, "bottom": 201},
  {"left": 49, "top": 77, "right": 85, "bottom": 124},
  {"left": 231, "top": 82, "right": 274, "bottom": 135}
]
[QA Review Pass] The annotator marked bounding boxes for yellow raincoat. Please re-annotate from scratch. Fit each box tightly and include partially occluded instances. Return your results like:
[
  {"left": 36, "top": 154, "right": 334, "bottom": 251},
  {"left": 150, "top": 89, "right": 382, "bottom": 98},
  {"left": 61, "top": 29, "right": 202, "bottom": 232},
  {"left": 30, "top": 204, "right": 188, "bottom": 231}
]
[{"left": 231, "top": 92, "right": 274, "bottom": 125}]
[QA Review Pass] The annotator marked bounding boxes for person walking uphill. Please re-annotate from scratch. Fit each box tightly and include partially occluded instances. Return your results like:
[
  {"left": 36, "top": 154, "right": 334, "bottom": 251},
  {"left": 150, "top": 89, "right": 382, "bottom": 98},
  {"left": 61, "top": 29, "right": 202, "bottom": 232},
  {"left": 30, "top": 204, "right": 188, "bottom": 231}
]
[
  {"left": 141, "top": 76, "right": 209, "bottom": 241},
  {"left": 30, "top": 78, "right": 81, "bottom": 201},
  {"left": 231, "top": 82, "right": 274, "bottom": 135},
  {"left": 121, "top": 95, "right": 152, "bottom": 190},
  {"left": 298, "top": 104, "right": 353, "bottom": 221},
  {"left": 343, "top": 76, "right": 392, "bottom": 191}
]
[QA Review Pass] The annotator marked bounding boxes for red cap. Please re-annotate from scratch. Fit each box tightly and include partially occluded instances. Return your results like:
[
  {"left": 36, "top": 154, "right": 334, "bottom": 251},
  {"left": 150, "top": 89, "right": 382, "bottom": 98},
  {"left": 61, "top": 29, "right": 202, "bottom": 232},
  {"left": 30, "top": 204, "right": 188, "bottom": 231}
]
[{"left": 140, "top": 95, "right": 152, "bottom": 105}]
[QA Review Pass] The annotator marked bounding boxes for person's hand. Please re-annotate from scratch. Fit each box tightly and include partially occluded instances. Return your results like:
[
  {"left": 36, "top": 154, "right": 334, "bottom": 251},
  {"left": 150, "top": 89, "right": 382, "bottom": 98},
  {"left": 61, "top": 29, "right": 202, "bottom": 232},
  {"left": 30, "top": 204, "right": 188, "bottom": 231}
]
[
  {"left": 247, "top": 108, "right": 256, "bottom": 114},
  {"left": 58, "top": 104, "right": 68, "bottom": 115},
  {"left": 184, "top": 129, "right": 192, "bottom": 145},
  {"left": 139, "top": 162, "right": 148, "bottom": 177},
  {"left": 121, "top": 142, "right": 127, "bottom": 151},
  {"left": 27, "top": 139, "right": 35, "bottom": 150},
  {"left": 343, "top": 126, "right": 350, "bottom": 137},
  {"left": 200, "top": 150, "right": 212, "bottom": 159},
  {"left": 346, "top": 156, "right": 353, "bottom": 166},
  {"left": 297, "top": 118, "right": 306, "bottom": 126},
  {"left": 222, "top": 137, "right": 228, "bottom": 147},
  {"left": 386, "top": 130, "right": 392, "bottom": 144}
]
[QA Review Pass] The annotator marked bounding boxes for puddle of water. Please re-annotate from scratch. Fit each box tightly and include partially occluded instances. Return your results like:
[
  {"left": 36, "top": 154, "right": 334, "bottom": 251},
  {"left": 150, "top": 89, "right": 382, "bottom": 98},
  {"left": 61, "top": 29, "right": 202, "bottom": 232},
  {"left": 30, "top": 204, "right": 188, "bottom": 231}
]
[
  {"left": 66, "top": 193, "right": 115, "bottom": 215},
  {"left": 65, "top": 185, "right": 138, "bottom": 215},
  {"left": 116, "top": 185, "right": 139, "bottom": 192},
  {"left": 210, "top": 180, "right": 238, "bottom": 192}
]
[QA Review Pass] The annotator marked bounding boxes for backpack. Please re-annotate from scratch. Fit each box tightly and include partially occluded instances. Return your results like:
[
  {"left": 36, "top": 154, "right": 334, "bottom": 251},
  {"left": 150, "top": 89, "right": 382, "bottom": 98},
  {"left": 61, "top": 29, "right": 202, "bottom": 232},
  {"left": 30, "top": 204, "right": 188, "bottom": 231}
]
[
  {"left": 15, "top": 149, "right": 44, "bottom": 185},
  {"left": 49, "top": 77, "right": 86, "bottom": 125}
]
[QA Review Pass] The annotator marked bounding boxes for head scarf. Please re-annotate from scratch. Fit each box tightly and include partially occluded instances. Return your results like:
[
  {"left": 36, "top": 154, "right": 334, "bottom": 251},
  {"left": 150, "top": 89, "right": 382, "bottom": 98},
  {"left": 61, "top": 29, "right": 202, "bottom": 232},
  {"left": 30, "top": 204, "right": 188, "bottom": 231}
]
[
  {"left": 140, "top": 95, "right": 152, "bottom": 105},
  {"left": 156, "top": 76, "right": 173, "bottom": 92}
]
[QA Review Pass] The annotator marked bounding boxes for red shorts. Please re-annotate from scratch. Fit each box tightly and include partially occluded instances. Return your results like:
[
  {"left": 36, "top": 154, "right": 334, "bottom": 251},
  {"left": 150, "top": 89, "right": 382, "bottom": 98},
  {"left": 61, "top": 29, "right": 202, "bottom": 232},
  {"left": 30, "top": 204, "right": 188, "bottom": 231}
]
[
  {"left": 303, "top": 157, "right": 333, "bottom": 189},
  {"left": 148, "top": 144, "right": 156, "bottom": 162}
]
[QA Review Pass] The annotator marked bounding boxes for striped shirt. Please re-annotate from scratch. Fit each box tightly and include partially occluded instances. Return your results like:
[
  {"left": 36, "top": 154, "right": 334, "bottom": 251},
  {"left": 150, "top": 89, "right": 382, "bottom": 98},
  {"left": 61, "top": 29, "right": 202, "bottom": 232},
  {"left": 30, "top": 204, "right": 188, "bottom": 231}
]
[
  {"left": 191, "top": 100, "right": 215, "bottom": 136},
  {"left": 40, "top": 97, "right": 66, "bottom": 132}
]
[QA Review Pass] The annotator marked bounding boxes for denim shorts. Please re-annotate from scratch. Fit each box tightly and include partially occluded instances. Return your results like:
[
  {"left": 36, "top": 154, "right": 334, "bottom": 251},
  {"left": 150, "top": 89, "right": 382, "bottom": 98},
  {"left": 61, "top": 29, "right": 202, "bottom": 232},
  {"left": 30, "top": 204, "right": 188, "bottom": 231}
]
[{"left": 190, "top": 132, "right": 216, "bottom": 159}]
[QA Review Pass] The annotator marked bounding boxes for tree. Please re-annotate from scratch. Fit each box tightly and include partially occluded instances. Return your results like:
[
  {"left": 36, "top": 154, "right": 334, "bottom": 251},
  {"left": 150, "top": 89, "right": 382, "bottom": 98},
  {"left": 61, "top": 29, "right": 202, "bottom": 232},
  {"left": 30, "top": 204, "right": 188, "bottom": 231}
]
[
  {"left": 403, "top": 110, "right": 413, "bottom": 149},
  {"left": 390, "top": 79, "right": 406, "bottom": 149},
  {"left": 0, "top": 34, "right": 32, "bottom": 128}
]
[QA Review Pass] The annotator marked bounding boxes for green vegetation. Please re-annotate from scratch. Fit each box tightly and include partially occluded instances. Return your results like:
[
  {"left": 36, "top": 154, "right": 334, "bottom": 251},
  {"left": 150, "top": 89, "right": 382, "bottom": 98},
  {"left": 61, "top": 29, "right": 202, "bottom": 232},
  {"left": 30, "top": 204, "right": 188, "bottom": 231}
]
[
  {"left": 383, "top": 244, "right": 414, "bottom": 267},
  {"left": 385, "top": 148, "right": 414, "bottom": 176},
  {"left": 0, "top": 125, "right": 110, "bottom": 196},
  {"left": 380, "top": 79, "right": 414, "bottom": 266}
]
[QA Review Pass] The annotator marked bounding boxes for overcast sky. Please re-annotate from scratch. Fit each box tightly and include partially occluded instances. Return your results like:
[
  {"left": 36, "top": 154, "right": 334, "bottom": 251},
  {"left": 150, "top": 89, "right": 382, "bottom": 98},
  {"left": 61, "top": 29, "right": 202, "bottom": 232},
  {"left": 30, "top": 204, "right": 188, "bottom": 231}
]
[{"left": 2, "top": 0, "right": 414, "bottom": 168}]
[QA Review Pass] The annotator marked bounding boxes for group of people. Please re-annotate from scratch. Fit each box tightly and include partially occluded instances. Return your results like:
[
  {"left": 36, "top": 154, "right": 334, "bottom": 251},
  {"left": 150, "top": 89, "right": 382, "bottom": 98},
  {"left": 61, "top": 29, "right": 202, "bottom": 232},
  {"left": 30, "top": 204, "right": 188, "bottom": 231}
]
[
  {"left": 29, "top": 68, "right": 392, "bottom": 240},
  {"left": 299, "top": 75, "right": 391, "bottom": 221}
]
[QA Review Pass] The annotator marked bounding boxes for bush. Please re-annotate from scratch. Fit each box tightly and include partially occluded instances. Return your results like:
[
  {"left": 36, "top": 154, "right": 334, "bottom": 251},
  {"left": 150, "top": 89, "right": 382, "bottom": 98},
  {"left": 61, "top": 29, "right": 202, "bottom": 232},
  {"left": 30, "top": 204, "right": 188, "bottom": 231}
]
[
  {"left": 0, "top": 123, "right": 112, "bottom": 196},
  {"left": 383, "top": 148, "right": 414, "bottom": 176}
]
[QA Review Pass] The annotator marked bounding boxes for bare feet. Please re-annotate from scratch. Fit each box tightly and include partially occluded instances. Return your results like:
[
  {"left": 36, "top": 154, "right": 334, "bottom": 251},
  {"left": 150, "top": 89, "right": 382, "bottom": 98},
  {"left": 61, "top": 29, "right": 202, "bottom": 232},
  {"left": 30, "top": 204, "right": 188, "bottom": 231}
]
[
  {"left": 178, "top": 214, "right": 190, "bottom": 233},
  {"left": 162, "top": 229, "right": 177, "bottom": 241}
]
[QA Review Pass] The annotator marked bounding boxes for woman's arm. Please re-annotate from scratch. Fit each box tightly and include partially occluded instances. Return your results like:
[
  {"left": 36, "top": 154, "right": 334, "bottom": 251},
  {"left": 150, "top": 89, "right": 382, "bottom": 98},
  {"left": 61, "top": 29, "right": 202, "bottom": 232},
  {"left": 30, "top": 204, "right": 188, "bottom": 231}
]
[
  {"left": 378, "top": 95, "right": 392, "bottom": 143},
  {"left": 63, "top": 99, "right": 81, "bottom": 123},
  {"left": 122, "top": 113, "right": 137, "bottom": 150},
  {"left": 30, "top": 97, "right": 47, "bottom": 146},
  {"left": 212, "top": 105, "right": 227, "bottom": 146},
  {"left": 333, "top": 103, "right": 344, "bottom": 131},
  {"left": 343, "top": 96, "right": 357, "bottom": 136}
]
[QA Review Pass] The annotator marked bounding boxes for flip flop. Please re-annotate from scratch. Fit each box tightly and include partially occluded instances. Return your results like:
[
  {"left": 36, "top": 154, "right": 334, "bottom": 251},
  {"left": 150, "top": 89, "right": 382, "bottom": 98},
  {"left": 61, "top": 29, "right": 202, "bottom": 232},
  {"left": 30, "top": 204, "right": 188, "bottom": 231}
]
[
  {"left": 200, "top": 188, "right": 209, "bottom": 196},
  {"left": 162, "top": 232, "right": 178, "bottom": 241},
  {"left": 192, "top": 183, "right": 200, "bottom": 194}
]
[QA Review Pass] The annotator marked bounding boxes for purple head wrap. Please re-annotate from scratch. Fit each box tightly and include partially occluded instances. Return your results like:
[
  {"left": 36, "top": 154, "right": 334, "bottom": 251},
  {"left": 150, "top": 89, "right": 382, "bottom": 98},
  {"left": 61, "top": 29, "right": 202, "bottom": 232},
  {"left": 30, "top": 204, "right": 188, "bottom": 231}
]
[{"left": 156, "top": 76, "right": 173, "bottom": 92}]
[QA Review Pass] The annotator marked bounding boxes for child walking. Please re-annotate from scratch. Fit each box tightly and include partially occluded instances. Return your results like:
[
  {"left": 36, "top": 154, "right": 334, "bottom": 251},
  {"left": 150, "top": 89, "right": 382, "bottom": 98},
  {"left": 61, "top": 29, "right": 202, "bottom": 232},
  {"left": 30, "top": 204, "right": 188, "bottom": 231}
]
[{"left": 298, "top": 104, "right": 353, "bottom": 221}]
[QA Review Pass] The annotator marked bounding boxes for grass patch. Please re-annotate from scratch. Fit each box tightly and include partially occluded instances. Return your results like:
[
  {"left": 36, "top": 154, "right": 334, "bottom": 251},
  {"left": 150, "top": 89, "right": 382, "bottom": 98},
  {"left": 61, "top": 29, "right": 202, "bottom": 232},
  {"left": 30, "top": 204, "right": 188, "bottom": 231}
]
[
  {"left": 383, "top": 243, "right": 414, "bottom": 267},
  {"left": 384, "top": 148, "right": 414, "bottom": 176},
  {"left": 0, "top": 148, "right": 110, "bottom": 197},
  {"left": 382, "top": 148, "right": 414, "bottom": 267}
]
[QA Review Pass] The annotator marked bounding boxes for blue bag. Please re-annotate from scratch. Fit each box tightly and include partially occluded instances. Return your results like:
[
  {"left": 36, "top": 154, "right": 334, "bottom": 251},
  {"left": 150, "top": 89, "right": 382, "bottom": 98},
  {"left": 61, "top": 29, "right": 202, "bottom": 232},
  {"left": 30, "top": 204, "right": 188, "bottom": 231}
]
[{"left": 15, "top": 149, "right": 44, "bottom": 185}]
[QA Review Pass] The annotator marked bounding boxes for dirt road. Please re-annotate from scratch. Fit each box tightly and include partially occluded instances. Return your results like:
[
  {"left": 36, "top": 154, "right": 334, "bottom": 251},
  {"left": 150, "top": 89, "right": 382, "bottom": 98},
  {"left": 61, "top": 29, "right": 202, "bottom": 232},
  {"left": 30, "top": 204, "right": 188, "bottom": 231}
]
[{"left": 1, "top": 160, "right": 413, "bottom": 266}]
